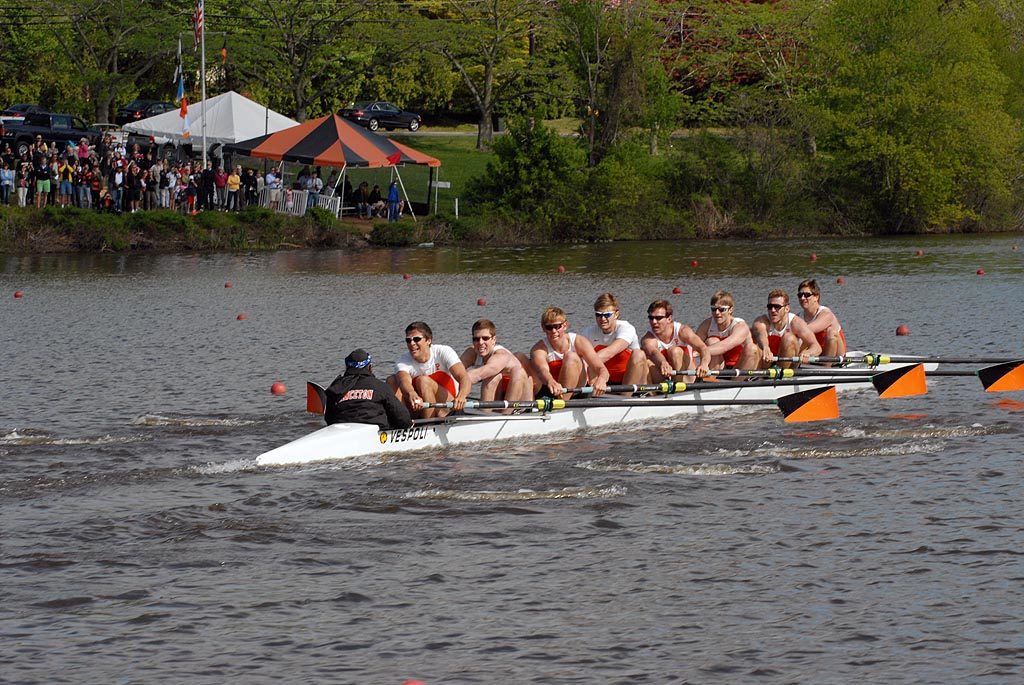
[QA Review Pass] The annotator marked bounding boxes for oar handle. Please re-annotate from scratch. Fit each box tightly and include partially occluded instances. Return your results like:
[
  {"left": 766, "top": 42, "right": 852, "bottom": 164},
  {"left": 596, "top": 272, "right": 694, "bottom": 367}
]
[{"left": 564, "top": 381, "right": 693, "bottom": 395}]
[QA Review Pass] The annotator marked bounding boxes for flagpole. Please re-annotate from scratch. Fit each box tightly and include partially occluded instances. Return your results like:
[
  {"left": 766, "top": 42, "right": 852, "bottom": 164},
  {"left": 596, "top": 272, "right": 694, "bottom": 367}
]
[{"left": 200, "top": 0, "right": 207, "bottom": 167}]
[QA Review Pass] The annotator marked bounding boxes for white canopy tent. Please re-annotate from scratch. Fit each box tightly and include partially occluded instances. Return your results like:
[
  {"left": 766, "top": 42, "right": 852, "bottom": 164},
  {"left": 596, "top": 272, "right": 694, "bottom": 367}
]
[{"left": 123, "top": 91, "right": 298, "bottom": 151}]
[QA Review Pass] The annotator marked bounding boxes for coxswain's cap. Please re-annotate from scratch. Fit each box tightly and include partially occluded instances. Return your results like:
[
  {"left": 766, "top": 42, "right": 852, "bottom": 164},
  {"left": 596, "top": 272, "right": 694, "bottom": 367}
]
[{"left": 345, "top": 349, "right": 372, "bottom": 372}]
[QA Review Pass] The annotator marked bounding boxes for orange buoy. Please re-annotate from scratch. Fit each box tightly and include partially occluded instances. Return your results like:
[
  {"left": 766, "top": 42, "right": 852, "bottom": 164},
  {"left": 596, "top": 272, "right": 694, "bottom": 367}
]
[
  {"left": 557, "top": 265, "right": 566, "bottom": 273},
  {"left": 402, "top": 273, "right": 411, "bottom": 280},
  {"left": 14, "top": 290, "right": 24, "bottom": 299},
  {"left": 836, "top": 276, "right": 845, "bottom": 285},
  {"left": 672, "top": 286, "right": 681, "bottom": 295},
  {"left": 914, "top": 249, "right": 924, "bottom": 257},
  {"left": 402, "top": 681, "right": 428, "bottom": 685},
  {"left": 896, "top": 324, "right": 910, "bottom": 336},
  {"left": 237, "top": 313, "right": 246, "bottom": 321},
  {"left": 690, "top": 260, "right": 699, "bottom": 268},
  {"left": 224, "top": 282, "right": 233, "bottom": 288},
  {"left": 271, "top": 381, "right": 287, "bottom": 395},
  {"left": 976, "top": 268, "right": 986, "bottom": 276},
  {"left": 810, "top": 253, "right": 817, "bottom": 261},
  {"left": 477, "top": 297, "right": 486, "bottom": 306}
]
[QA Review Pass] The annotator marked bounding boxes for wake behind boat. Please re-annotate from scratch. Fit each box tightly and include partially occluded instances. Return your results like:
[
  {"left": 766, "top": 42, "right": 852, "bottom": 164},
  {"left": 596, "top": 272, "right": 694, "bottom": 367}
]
[{"left": 256, "top": 357, "right": 932, "bottom": 467}]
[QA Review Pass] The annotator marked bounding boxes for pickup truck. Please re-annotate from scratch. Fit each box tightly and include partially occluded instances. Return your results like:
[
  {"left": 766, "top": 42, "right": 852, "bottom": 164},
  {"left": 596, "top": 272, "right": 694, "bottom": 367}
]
[{"left": 0, "top": 112, "right": 102, "bottom": 157}]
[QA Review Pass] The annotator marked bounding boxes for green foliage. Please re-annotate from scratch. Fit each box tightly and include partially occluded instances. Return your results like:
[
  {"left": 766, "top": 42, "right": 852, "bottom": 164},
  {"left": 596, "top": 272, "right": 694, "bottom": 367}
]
[
  {"left": 466, "top": 118, "right": 583, "bottom": 231},
  {"left": 369, "top": 220, "right": 420, "bottom": 246}
]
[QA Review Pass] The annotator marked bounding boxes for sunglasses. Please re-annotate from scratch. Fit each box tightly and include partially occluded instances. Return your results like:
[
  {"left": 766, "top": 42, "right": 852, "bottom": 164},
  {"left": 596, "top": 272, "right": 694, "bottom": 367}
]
[
  {"left": 404, "top": 336, "right": 425, "bottom": 344},
  {"left": 797, "top": 291, "right": 815, "bottom": 298},
  {"left": 711, "top": 306, "right": 730, "bottom": 313},
  {"left": 647, "top": 314, "right": 668, "bottom": 321},
  {"left": 472, "top": 335, "right": 493, "bottom": 342},
  {"left": 594, "top": 311, "right": 615, "bottom": 319},
  {"left": 543, "top": 322, "right": 566, "bottom": 331},
  {"left": 767, "top": 303, "right": 786, "bottom": 311}
]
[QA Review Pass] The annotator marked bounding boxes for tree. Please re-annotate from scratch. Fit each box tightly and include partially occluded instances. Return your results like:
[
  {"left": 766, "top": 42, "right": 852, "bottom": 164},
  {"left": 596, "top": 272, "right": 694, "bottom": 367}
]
[
  {"left": 423, "top": 0, "right": 543, "bottom": 149},
  {"left": 808, "top": 0, "right": 1022, "bottom": 230}
]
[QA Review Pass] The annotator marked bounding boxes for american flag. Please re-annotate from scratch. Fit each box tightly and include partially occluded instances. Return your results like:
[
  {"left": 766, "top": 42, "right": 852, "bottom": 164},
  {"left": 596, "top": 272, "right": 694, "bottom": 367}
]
[{"left": 193, "top": 0, "right": 204, "bottom": 50}]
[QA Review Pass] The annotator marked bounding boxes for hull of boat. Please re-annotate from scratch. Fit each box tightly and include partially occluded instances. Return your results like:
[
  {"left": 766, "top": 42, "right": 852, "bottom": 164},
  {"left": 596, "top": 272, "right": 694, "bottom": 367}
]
[{"left": 256, "top": 361, "right": 927, "bottom": 467}]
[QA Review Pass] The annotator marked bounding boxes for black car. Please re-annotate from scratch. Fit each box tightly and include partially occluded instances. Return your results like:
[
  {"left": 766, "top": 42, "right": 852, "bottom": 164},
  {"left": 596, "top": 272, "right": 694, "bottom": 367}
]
[
  {"left": 115, "top": 99, "right": 176, "bottom": 125},
  {"left": 340, "top": 101, "right": 422, "bottom": 132}
]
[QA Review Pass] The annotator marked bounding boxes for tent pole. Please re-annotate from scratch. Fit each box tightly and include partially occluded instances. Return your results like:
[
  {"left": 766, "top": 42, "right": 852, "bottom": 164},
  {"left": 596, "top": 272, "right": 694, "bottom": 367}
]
[
  {"left": 428, "top": 167, "right": 435, "bottom": 215},
  {"left": 394, "top": 168, "right": 415, "bottom": 222}
]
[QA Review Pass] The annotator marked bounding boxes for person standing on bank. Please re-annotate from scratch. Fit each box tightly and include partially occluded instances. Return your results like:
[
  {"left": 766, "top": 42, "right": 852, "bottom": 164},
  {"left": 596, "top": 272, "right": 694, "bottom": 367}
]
[
  {"left": 387, "top": 180, "right": 401, "bottom": 222},
  {"left": 325, "top": 349, "right": 413, "bottom": 430}
]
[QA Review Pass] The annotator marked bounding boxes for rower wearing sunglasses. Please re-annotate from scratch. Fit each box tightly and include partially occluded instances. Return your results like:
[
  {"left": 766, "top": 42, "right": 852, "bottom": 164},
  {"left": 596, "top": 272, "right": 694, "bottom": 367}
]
[
  {"left": 459, "top": 319, "right": 532, "bottom": 406},
  {"left": 641, "top": 299, "right": 710, "bottom": 382},
  {"left": 796, "top": 278, "right": 847, "bottom": 361},
  {"left": 695, "top": 290, "right": 760, "bottom": 370},
  {"left": 389, "top": 321, "right": 472, "bottom": 419},
  {"left": 579, "top": 293, "right": 648, "bottom": 389},
  {"left": 751, "top": 289, "right": 821, "bottom": 369},
  {"left": 526, "top": 306, "right": 610, "bottom": 400}
]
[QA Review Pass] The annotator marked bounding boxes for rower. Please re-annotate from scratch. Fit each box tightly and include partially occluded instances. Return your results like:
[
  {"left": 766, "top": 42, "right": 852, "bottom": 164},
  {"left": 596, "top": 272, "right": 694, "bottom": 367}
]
[
  {"left": 459, "top": 319, "right": 532, "bottom": 407},
  {"left": 578, "top": 293, "right": 648, "bottom": 391},
  {"left": 641, "top": 299, "right": 710, "bottom": 381},
  {"left": 325, "top": 349, "right": 412, "bottom": 430},
  {"left": 797, "top": 278, "right": 847, "bottom": 362},
  {"left": 525, "top": 306, "right": 609, "bottom": 400},
  {"left": 388, "top": 321, "right": 472, "bottom": 419},
  {"left": 751, "top": 289, "right": 821, "bottom": 369},
  {"left": 695, "top": 290, "right": 760, "bottom": 370}
]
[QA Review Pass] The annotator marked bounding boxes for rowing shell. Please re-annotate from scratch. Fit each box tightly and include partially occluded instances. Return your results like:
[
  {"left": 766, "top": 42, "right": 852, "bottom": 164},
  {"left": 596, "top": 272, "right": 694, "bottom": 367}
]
[{"left": 256, "top": 358, "right": 930, "bottom": 467}]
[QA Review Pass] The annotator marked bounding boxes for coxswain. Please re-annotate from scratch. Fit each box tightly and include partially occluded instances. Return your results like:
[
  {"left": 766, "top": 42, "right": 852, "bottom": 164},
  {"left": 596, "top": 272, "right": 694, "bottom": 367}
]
[
  {"left": 389, "top": 321, "right": 472, "bottom": 419},
  {"left": 459, "top": 319, "right": 532, "bottom": 406},
  {"left": 694, "top": 290, "right": 760, "bottom": 370},
  {"left": 641, "top": 299, "right": 710, "bottom": 382},
  {"left": 797, "top": 278, "right": 847, "bottom": 361},
  {"left": 579, "top": 293, "right": 648, "bottom": 390},
  {"left": 324, "top": 349, "right": 412, "bottom": 430},
  {"left": 751, "top": 289, "right": 821, "bottom": 369},
  {"left": 525, "top": 306, "right": 609, "bottom": 400}
]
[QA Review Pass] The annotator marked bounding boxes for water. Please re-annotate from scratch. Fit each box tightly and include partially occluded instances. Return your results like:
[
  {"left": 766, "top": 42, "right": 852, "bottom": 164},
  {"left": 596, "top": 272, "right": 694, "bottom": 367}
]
[{"left": 2, "top": 235, "right": 1023, "bottom": 683}]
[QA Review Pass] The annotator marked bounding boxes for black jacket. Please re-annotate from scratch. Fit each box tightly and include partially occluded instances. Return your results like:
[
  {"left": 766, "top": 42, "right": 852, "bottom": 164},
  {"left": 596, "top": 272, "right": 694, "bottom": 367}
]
[{"left": 324, "top": 370, "right": 412, "bottom": 430}]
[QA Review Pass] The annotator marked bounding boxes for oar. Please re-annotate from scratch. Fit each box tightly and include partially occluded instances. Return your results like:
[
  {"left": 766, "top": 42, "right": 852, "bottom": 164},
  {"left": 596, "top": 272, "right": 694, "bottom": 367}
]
[
  {"left": 425, "top": 385, "right": 840, "bottom": 423},
  {"left": 773, "top": 353, "right": 1023, "bottom": 366},
  {"left": 711, "top": 361, "right": 1024, "bottom": 393},
  {"left": 306, "top": 381, "right": 327, "bottom": 414},
  {"left": 567, "top": 375, "right": 918, "bottom": 398}
]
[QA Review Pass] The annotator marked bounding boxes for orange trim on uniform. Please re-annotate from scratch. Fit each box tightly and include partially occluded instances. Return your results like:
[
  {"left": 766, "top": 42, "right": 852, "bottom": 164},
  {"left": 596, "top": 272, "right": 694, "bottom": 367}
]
[
  {"left": 500, "top": 374, "right": 511, "bottom": 395},
  {"left": 428, "top": 370, "right": 457, "bottom": 398},
  {"left": 707, "top": 336, "right": 742, "bottom": 368},
  {"left": 814, "top": 328, "right": 847, "bottom": 348},
  {"left": 595, "top": 345, "right": 631, "bottom": 384}
]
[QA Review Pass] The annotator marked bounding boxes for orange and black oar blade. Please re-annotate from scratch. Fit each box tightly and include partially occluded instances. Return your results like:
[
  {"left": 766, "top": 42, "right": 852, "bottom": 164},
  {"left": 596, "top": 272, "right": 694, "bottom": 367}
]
[
  {"left": 306, "top": 381, "right": 327, "bottom": 414},
  {"left": 978, "top": 360, "right": 1024, "bottom": 392},
  {"left": 870, "top": 363, "right": 928, "bottom": 398},
  {"left": 777, "top": 385, "right": 839, "bottom": 423}
]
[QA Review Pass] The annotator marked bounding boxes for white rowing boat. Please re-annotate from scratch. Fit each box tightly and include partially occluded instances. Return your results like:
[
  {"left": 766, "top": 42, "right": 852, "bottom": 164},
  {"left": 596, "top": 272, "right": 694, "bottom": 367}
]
[{"left": 256, "top": 357, "right": 931, "bottom": 467}]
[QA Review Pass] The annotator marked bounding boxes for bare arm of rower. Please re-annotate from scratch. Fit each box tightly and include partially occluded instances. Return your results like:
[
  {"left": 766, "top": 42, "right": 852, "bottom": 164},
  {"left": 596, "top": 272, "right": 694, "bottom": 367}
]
[
  {"left": 449, "top": 361, "right": 472, "bottom": 411},
  {"left": 790, "top": 317, "right": 822, "bottom": 363},
  {"left": 751, "top": 316, "right": 774, "bottom": 365},
  {"left": 594, "top": 337, "right": 630, "bottom": 363},
  {"left": 706, "top": 319, "right": 753, "bottom": 358},
  {"left": 679, "top": 325, "right": 710, "bottom": 377},
  {"left": 396, "top": 370, "right": 422, "bottom": 411},
  {"left": 574, "top": 336, "right": 609, "bottom": 396},
  {"left": 641, "top": 332, "right": 675, "bottom": 379},
  {"left": 531, "top": 342, "right": 562, "bottom": 397},
  {"left": 463, "top": 347, "right": 514, "bottom": 385},
  {"left": 802, "top": 308, "right": 837, "bottom": 336}
]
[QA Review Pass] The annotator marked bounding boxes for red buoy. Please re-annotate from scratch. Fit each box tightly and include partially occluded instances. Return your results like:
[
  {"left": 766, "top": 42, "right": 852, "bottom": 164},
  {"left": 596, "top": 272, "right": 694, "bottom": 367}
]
[
  {"left": 557, "top": 265, "right": 566, "bottom": 273},
  {"left": 976, "top": 268, "right": 986, "bottom": 276},
  {"left": 237, "top": 313, "right": 246, "bottom": 321},
  {"left": 477, "top": 297, "right": 486, "bottom": 306},
  {"left": 914, "top": 249, "right": 924, "bottom": 257},
  {"left": 402, "top": 681, "right": 428, "bottom": 685},
  {"left": 835, "top": 276, "right": 845, "bottom": 285},
  {"left": 271, "top": 381, "right": 287, "bottom": 395},
  {"left": 402, "top": 273, "right": 411, "bottom": 280},
  {"left": 690, "top": 260, "right": 699, "bottom": 268},
  {"left": 672, "top": 286, "right": 682, "bottom": 295},
  {"left": 896, "top": 324, "right": 910, "bottom": 336},
  {"left": 13, "top": 290, "right": 23, "bottom": 299},
  {"left": 224, "top": 282, "right": 233, "bottom": 288},
  {"left": 810, "top": 253, "right": 817, "bottom": 261}
]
